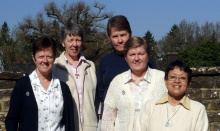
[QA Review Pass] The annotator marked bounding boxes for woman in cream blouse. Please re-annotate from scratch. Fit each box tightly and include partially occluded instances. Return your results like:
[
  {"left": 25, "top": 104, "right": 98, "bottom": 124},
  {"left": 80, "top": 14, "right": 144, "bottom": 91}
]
[{"left": 138, "top": 60, "right": 209, "bottom": 131}]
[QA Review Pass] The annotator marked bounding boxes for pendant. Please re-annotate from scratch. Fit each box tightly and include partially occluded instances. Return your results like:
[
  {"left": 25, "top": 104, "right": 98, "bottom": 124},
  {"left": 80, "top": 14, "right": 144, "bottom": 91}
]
[
  {"left": 165, "top": 122, "right": 169, "bottom": 127},
  {"left": 75, "top": 73, "right": 80, "bottom": 79},
  {"left": 165, "top": 121, "right": 172, "bottom": 127},
  {"left": 166, "top": 121, "right": 173, "bottom": 127}
]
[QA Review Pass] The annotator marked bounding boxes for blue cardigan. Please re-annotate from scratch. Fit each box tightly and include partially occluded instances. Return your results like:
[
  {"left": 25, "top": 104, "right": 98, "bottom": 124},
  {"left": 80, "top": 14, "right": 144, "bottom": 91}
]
[{"left": 5, "top": 76, "right": 76, "bottom": 131}]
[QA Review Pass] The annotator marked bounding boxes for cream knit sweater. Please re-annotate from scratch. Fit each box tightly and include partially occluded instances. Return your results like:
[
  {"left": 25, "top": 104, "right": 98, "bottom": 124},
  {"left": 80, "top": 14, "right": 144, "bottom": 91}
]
[{"left": 101, "top": 68, "right": 167, "bottom": 131}]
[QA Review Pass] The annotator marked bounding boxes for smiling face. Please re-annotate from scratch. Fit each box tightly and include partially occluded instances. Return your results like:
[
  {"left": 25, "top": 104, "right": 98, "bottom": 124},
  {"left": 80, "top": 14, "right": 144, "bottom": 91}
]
[
  {"left": 165, "top": 66, "right": 190, "bottom": 99},
  {"left": 62, "top": 35, "right": 82, "bottom": 60},
  {"left": 109, "top": 28, "right": 131, "bottom": 54},
  {"left": 125, "top": 45, "right": 149, "bottom": 75},
  {"left": 33, "top": 47, "right": 55, "bottom": 77}
]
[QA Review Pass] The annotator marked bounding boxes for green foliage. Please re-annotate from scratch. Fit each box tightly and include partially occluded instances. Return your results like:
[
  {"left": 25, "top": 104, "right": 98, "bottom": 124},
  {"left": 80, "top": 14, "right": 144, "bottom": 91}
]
[
  {"left": 157, "top": 20, "right": 220, "bottom": 68},
  {"left": 0, "top": 22, "right": 17, "bottom": 71},
  {"left": 157, "top": 25, "right": 182, "bottom": 69},
  {"left": 0, "top": 22, "right": 12, "bottom": 45},
  {"left": 143, "top": 30, "right": 158, "bottom": 66},
  {"left": 168, "top": 24, "right": 179, "bottom": 38},
  {"left": 178, "top": 40, "right": 220, "bottom": 67},
  {"left": 143, "top": 30, "right": 156, "bottom": 49}
]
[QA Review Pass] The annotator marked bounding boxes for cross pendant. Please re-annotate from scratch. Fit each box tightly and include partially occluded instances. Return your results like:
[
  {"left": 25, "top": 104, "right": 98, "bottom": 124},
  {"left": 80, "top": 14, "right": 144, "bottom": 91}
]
[
  {"left": 165, "top": 122, "right": 169, "bottom": 127},
  {"left": 75, "top": 73, "right": 80, "bottom": 79}
]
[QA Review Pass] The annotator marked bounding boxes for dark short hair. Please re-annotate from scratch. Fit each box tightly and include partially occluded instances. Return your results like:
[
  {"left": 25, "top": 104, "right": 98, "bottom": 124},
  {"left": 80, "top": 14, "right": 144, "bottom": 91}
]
[
  {"left": 33, "top": 36, "right": 57, "bottom": 58},
  {"left": 165, "top": 60, "right": 192, "bottom": 83},
  {"left": 61, "top": 23, "right": 83, "bottom": 42},
  {"left": 107, "top": 15, "right": 131, "bottom": 37},
  {"left": 123, "top": 36, "right": 150, "bottom": 56}
]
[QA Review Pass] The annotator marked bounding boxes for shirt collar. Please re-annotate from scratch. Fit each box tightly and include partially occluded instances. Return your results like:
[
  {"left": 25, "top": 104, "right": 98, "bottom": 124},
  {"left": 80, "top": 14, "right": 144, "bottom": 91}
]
[
  {"left": 29, "top": 70, "right": 59, "bottom": 92},
  {"left": 64, "top": 53, "right": 86, "bottom": 66},
  {"left": 123, "top": 67, "right": 152, "bottom": 84},
  {"left": 156, "top": 94, "right": 191, "bottom": 110}
]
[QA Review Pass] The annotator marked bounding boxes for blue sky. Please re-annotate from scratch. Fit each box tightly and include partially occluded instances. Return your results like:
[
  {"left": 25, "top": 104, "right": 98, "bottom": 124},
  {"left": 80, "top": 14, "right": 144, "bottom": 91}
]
[{"left": 1, "top": 0, "right": 220, "bottom": 40}]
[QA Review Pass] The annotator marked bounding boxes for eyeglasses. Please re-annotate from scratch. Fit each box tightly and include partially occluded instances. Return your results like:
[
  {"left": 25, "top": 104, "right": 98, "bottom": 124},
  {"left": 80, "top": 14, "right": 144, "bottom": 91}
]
[{"left": 167, "top": 76, "right": 188, "bottom": 82}]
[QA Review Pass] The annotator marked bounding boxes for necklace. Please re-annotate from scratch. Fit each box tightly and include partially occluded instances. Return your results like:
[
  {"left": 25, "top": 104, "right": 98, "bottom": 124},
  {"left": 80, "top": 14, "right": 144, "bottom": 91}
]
[
  {"left": 75, "top": 73, "right": 80, "bottom": 79},
  {"left": 165, "top": 103, "right": 181, "bottom": 127},
  {"left": 75, "top": 68, "right": 80, "bottom": 79}
]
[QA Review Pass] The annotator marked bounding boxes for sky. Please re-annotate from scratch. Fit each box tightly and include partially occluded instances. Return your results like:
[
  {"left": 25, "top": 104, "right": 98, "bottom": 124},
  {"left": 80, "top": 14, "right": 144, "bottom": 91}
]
[{"left": 1, "top": 0, "right": 220, "bottom": 40}]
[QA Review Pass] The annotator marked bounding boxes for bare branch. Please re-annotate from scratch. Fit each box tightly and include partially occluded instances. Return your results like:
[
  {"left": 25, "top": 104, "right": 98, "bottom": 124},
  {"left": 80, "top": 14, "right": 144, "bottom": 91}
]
[{"left": 45, "top": 2, "right": 64, "bottom": 25}]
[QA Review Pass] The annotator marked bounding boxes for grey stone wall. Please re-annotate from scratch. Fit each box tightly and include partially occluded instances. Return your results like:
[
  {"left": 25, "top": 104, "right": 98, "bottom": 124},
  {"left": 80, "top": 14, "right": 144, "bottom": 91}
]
[
  {"left": 188, "top": 67, "right": 220, "bottom": 131},
  {"left": 0, "top": 72, "right": 25, "bottom": 130},
  {"left": 0, "top": 67, "right": 219, "bottom": 131}
]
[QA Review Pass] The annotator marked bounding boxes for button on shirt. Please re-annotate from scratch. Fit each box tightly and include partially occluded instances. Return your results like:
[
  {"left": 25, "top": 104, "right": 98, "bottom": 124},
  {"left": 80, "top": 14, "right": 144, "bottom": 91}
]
[
  {"left": 125, "top": 69, "right": 151, "bottom": 112},
  {"left": 64, "top": 55, "right": 86, "bottom": 123},
  {"left": 124, "top": 69, "right": 151, "bottom": 130},
  {"left": 29, "top": 70, "right": 64, "bottom": 131}
]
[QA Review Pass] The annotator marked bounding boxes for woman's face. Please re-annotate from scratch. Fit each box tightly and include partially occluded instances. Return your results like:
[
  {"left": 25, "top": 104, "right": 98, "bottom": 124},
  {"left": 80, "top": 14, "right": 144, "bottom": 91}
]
[
  {"left": 125, "top": 46, "right": 149, "bottom": 74},
  {"left": 109, "top": 28, "right": 131, "bottom": 54},
  {"left": 33, "top": 47, "right": 55, "bottom": 76},
  {"left": 165, "top": 66, "right": 190, "bottom": 98},
  {"left": 62, "top": 35, "right": 82, "bottom": 60}
]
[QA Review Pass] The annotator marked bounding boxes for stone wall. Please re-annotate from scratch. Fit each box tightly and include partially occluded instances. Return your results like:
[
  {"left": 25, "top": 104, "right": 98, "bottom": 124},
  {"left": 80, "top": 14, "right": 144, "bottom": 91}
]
[
  {"left": 0, "top": 72, "right": 26, "bottom": 130},
  {"left": 188, "top": 67, "right": 220, "bottom": 131},
  {"left": 0, "top": 67, "right": 219, "bottom": 130}
]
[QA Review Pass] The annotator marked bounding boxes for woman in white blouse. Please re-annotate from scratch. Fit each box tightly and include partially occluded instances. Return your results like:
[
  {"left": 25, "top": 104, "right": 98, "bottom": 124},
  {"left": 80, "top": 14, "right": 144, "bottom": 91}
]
[
  {"left": 5, "top": 37, "right": 75, "bottom": 131},
  {"left": 101, "top": 36, "right": 167, "bottom": 131},
  {"left": 138, "top": 60, "right": 209, "bottom": 131}
]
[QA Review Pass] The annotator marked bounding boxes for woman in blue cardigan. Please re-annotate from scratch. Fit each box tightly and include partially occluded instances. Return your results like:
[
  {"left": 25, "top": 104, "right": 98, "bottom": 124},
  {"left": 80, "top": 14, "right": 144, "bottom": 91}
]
[{"left": 5, "top": 37, "right": 75, "bottom": 131}]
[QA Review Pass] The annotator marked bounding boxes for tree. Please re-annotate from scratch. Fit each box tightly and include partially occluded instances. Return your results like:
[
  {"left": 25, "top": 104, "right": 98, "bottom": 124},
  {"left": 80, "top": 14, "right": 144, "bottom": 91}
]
[
  {"left": 156, "top": 24, "right": 182, "bottom": 69},
  {"left": 15, "top": 1, "right": 113, "bottom": 65},
  {"left": 143, "top": 30, "right": 158, "bottom": 66},
  {"left": 0, "top": 22, "right": 16, "bottom": 71},
  {"left": 178, "top": 20, "right": 198, "bottom": 48},
  {"left": 0, "top": 22, "right": 11, "bottom": 45},
  {"left": 156, "top": 20, "right": 220, "bottom": 68},
  {"left": 143, "top": 30, "right": 156, "bottom": 50},
  {"left": 178, "top": 40, "right": 220, "bottom": 67}
]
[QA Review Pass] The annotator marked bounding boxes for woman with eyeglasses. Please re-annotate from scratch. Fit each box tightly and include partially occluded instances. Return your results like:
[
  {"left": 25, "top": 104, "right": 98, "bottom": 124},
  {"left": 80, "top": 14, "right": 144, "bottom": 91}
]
[{"left": 138, "top": 60, "right": 209, "bottom": 131}]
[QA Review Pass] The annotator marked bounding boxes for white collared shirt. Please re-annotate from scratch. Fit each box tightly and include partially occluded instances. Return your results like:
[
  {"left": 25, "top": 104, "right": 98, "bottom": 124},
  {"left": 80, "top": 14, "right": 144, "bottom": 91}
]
[
  {"left": 29, "top": 70, "right": 64, "bottom": 131},
  {"left": 125, "top": 68, "right": 151, "bottom": 112},
  {"left": 124, "top": 68, "right": 151, "bottom": 130}
]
